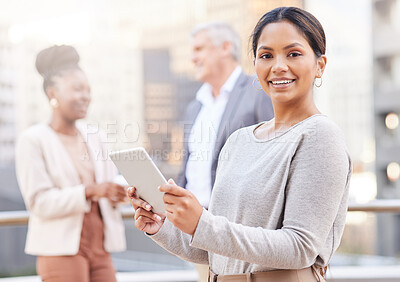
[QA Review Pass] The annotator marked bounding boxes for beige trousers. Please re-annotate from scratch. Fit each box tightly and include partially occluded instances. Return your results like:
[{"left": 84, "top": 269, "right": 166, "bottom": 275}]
[
  {"left": 208, "top": 267, "right": 326, "bottom": 282},
  {"left": 195, "top": 263, "right": 210, "bottom": 282}
]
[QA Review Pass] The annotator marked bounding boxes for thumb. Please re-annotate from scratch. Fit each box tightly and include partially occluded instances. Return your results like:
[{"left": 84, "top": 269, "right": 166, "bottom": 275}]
[{"left": 168, "top": 178, "right": 176, "bottom": 185}]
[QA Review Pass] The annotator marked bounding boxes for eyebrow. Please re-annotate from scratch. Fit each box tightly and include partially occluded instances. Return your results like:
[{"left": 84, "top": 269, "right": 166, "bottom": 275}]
[{"left": 257, "top": 42, "right": 305, "bottom": 52}]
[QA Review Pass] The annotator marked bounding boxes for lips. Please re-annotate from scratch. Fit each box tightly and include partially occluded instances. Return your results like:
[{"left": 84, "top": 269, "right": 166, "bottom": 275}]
[
  {"left": 268, "top": 78, "right": 296, "bottom": 89},
  {"left": 269, "top": 79, "right": 295, "bottom": 85},
  {"left": 74, "top": 103, "right": 89, "bottom": 112}
]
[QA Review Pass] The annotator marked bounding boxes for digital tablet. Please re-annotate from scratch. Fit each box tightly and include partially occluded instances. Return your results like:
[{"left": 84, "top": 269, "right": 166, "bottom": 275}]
[{"left": 109, "top": 147, "right": 167, "bottom": 214}]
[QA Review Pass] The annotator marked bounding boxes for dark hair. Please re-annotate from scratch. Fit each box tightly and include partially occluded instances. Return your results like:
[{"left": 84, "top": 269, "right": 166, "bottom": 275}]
[
  {"left": 35, "top": 45, "right": 81, "bottom": 93},
  {"left": 251, "top": 7, "right": 326, "bottom": 58}
]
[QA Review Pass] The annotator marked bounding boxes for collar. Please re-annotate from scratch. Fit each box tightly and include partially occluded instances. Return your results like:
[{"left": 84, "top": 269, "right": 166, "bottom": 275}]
[{"left": 196, "top": 66, "right": 242, "bottom": 105}]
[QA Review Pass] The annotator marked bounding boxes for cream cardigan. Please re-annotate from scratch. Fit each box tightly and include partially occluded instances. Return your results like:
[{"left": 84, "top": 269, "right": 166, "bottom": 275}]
[{"left": 16, "top": 123, "right": 126, "bottom": 256}]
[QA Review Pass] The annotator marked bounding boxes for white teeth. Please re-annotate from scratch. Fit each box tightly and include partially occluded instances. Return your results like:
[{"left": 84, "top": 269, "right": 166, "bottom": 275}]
[{"left": 271, "top": 80, "right": 293, "bottom": 85}]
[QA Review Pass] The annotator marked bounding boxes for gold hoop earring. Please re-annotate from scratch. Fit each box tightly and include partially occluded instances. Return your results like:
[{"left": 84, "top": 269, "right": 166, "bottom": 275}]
[
  {"left": 50, "top": 98, "right": 59, "bottom": 108},
  {"left": 314, "top": 77, "right": 323, "bottom": 88},
  {"left": 252, "top": 77, "right": 263, "bottom": 91}
]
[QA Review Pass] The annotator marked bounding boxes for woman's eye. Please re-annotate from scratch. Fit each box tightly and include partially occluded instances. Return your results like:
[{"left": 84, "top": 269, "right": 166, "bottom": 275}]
[
  {"left": 260, "top": 53, "right": 272, "bottom": 59},
  {"left": 288, "top": 52, "right": 301, "bottom": 57}
]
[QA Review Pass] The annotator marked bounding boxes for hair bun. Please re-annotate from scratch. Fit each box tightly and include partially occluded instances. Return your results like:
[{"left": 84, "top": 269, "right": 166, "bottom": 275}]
[{"left": 35, "top": 45, "right": 80, "bottom": 77}]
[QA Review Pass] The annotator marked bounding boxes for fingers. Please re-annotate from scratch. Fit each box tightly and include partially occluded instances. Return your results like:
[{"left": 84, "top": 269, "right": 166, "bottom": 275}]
[
  {"left": 163, "top": 193, "right": 184, "bottom": 205},
  {"left": 135, "top": 207, "right": 162, "bottom": 222},
  {"left": 117, "top": 185, "right": 128, "bottom": 196},
  {"left": 159, "top": 182, "right": 187, "bottom": 197},
  {"left": 131, "top": 197, "right": 152, "bottom": 211},
  {"left": 164, "top": 202, "right": 178, "bottom": 216},
  {"left": 109, "top": 184, "right": 127, "bottom": 202},
  {"left": 127, "top": 187, "right": 136, "bottom": 198},
  {"left": 112, "top": 183, "right": 127, "bottom": 196},
  {"left": 135, "top": 214, "right": 158, "bottom": 232},
  {"left": 128, "top": 187, "right": 152, "bottom": 211}
]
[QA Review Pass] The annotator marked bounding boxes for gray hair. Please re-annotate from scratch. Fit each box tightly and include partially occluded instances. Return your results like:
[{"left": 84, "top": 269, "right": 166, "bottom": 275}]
[{"left": 191, "top": 21, "right": 241, "bottom": 62}]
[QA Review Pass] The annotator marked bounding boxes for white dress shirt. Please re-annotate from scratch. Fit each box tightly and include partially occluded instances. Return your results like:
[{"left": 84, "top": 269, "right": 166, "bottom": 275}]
[{"left": 185, "top": 66, "right": 242, "bottom": 208}]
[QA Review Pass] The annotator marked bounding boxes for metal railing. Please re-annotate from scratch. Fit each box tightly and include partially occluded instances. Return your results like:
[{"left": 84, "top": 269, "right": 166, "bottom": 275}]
[
  {"left": 2, "top": 200, "right": 400, "bottom": 281},
  {"left": 2, "top": 200, "right": 400, "bottom": 226}
]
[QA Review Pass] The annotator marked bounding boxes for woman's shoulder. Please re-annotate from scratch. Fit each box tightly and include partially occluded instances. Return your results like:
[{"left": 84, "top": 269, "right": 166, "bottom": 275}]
[
  {"left": 293, "top": 115, "right": 349, "bottom": 158},
  {"left": 225, "top": 122, "right": 261, "bottom": 145},
  {"left": 296, "top": 115, "right": 345, "bottom": 141},
  {"left": 16, "top": 124, "right": 54, "bottom": 152},
  {"left": 19, "top": 123, "right": 51, "bottom": 140}
]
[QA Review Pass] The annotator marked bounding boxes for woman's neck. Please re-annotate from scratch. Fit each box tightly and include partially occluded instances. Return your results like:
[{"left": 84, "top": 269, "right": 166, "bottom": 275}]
[
  {"left": 49, "top": 114, "right": 78, "bottom": 136},
  {"left": 272, "top": 98, "right": 320, "bottom": 131}
]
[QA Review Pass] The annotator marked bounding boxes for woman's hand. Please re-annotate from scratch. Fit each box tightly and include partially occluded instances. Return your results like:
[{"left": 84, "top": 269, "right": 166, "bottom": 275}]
[
  {"left": 127, "top": 187, "right": 165, "bottom": 235},
  {"left": 160, "top": 179, "right": 203, "bottom": 236},
  {"left": 85, "top": 182, "right": 127, "bottom": 205}
]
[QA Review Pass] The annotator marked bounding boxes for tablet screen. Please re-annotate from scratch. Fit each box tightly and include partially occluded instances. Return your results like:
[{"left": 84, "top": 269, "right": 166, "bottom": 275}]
[{"left": 109, "top": 147, "right": 167, "bottom": 214}]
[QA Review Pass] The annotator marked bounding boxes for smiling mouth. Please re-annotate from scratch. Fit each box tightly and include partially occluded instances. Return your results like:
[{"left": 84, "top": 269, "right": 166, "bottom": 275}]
[{"left": 269, "top": 79, "right": 296, "bottom": 85}]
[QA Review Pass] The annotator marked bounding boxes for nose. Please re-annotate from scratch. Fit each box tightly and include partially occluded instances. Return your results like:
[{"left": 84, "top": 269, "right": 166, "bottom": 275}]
[{"left": 271, "top": 56, "right": 288, "bottom": 74}]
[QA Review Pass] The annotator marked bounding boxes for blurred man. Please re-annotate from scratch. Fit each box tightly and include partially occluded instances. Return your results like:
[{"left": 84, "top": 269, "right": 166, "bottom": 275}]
[{"left": 177, "top": 22, "right": 274, "bottom": 282}]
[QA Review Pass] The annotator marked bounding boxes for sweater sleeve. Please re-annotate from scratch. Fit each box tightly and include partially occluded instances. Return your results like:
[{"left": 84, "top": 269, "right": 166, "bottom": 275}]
[
  {"left": 149, "top": 217, "right": 209, "bottom": 265},
  {"left": 190, "top": 126, "right": 351, "bottom": 269},
  {"left": 16, "top": 132, "right": 90, "bottom": 219}
]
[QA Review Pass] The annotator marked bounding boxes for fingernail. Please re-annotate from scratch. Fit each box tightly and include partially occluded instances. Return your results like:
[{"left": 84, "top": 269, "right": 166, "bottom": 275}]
[
  {"left": 146, "top": 204, "right": 151, "bottom": 210},
  {"left": 155, "top": 215, "right": 161, "bottom": 221},
  {"left": 157, "top": 186, "right": 161, "bottom": 190}
]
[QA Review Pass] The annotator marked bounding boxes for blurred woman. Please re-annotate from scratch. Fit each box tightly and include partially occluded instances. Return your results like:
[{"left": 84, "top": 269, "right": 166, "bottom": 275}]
[
  {"left": 129, "top": 7, "right": 352, "bottom": 282},
  {"left": 16, "top": 45, "right": 126, "bottom": 282}
]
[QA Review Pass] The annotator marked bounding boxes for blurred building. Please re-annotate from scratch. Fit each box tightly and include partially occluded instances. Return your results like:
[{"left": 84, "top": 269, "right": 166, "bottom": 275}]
[
  {"left": 372, "top": 0, "right": 400, "bottom": 256},
  {"left": 0, "top": 25, "right": 16, "bottom": 164},
  {"left": 81, "top": 41, "right": 145, "bottom": 153}
]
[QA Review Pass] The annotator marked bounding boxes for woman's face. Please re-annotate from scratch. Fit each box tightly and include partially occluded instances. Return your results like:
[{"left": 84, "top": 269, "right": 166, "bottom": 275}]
[
  {"left": 254, "top": 21, "right": 326, "bottom": 105},
  {"left": 50, "top": 69, "right": 91, "bottom": 122}
]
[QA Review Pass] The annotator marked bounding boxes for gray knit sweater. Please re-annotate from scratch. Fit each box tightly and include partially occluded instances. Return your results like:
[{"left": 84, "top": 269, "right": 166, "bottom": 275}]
[{"left": 151, "top": 114, "right": 352, "bottom": 275}]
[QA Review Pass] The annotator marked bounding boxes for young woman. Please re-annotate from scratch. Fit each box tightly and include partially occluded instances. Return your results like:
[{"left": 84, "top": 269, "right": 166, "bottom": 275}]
[
  {"left": 129, "top": 7, "right": 352, "bottom": 281},
  {"left": 16, "top": 45, "right": 127, "bottom": 282}
]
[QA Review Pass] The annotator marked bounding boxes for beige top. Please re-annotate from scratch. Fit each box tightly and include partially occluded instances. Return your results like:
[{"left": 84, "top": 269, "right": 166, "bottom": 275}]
[
  {"left": 56, "top": 132, "right": 94, "bottom": 185},
  {"left": 57, "top": 132, "right": 106, "bottom": 256}
]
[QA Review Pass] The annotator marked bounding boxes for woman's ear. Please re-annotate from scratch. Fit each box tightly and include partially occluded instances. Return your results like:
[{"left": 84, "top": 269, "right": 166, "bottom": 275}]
[
  {"left": 316, "top": 55, "right": 327, "bottom": 78},
  {"left": 46, "top": 86, "right": 56, "bottom": 100}
]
